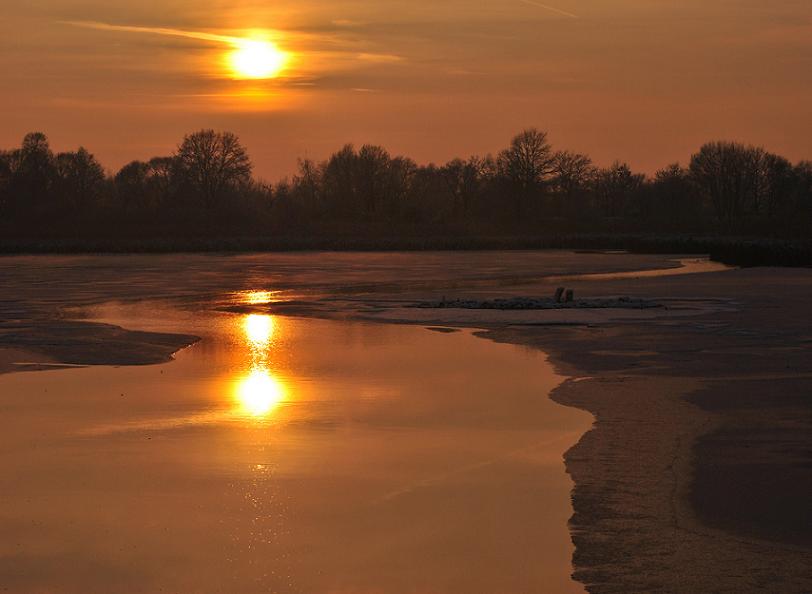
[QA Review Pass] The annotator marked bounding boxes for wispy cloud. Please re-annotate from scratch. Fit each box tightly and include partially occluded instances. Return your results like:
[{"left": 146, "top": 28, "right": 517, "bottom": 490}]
[
  {"left": 60, "top": 20, "right": 244, "bottom": 46},
  {"left": 357, "top": 52, "right": 405, "bottom": 63},
  {"left": 60, "top": 20, "right": 406, "bottom": 65},
  {"left": 517, "top": 0, "right": 579, "bottom": 19}
]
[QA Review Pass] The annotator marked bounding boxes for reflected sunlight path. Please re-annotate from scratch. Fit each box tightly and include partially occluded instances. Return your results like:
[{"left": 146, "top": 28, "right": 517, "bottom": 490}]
[{"left": 0, "top": 290, "right": 591, "bottom": 593}]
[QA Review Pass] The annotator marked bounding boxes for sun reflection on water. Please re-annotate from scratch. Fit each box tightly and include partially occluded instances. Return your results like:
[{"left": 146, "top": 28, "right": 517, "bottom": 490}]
[
  {"left": 236, "top": 368, "right": 286, "bottom": 417},
  {"left": 233, "top": 312, "right": 288, "bottom": 420},
  {"left": 244, "top": 314, "right": 274, "bottom": 350},
  {"left": 241, "top": 290, "right": 278, "bottom": 305}
]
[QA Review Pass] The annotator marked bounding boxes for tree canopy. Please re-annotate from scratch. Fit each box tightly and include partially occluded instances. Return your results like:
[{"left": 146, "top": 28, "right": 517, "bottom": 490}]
[{"left": 0, "top": 129, "right": 809, "bottom": 239}]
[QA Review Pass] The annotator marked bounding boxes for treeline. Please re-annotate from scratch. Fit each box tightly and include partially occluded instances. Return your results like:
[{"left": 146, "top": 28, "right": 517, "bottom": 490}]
[{"left": 1, "top": 128, "right": 810, "bottom": 240}]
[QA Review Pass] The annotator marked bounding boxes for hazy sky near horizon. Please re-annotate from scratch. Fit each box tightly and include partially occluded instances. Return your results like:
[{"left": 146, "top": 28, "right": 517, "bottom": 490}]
[{"left": 1, "top": 1, "right": 810, "bottom": 179}]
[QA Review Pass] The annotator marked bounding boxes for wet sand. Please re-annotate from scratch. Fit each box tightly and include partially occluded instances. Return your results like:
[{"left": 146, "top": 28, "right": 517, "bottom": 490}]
[{"left": 1, "top": 251, "right": 810, "bottom": 592}]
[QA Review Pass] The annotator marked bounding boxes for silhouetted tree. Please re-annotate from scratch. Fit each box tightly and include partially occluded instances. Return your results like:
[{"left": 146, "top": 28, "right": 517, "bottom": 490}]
[
  {"left": 380, "top": 154, "right": 417, "bottom": 218},
  {"left": 356, "top": 144, "right": 392, "bottom": 216},
  {"left": 114, "top": 156, "right": 179, "bottom": 214},
  {"left": 115, "top": 160, "right": 151, "bottom": 212},
  {"left": 594, "top": 162, "right": 644, "bottom": 219},
  {"left": 759, "top": 152, "right": 795, "bottom": 224},
  {"left": 54, "top": 147, "right": 105, "bottom": 212},
  {"left": 405, "top": 164, "right": 448, "bottom": 223},
  {"left": 441, "top": 157, "right": 487, "bottom": 216},
  {"left": 322, "top": 144, "right": 360, "bottom": 216},
  {"left": 497, "top": 129, "right": 556, "bottom": 217},
  {"left": 551, "top": 151, "right": 595, "bottom": 222},
  {"left": 293, "top": 158, "right": 323, "bottom": 215},
  {"left": 0, "top": 151, "right": 12, "bottom": 216},
  {"left": 552, "top": 151, "right": 595, "bottom": 198},
  {"left": 1, "top": 128, "right": 811, "bottom": 241},
  {"left": 793, "top": 162, "right": 812, "bottom": 233},
  {"left": 147, "top": 157, "right": 177, "bottom": 202},
  {"left": 649, "top": 164, "right": 702, "bottom": 231},
  {"left": 317, "top": 144, "right": 416, "bottom": 219},
  {"left": 7, "top": 132, "right": 56, "bottom": 216},
  {"left": 176, "top": 130, "right": 251, "bottom": 209},
  {"left": 689, "top": 142, "right": 765, "bottom": 230}
]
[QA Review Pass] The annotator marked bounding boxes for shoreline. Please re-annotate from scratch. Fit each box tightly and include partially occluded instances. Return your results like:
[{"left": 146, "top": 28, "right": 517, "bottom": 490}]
[
  {"left": 474, "top": 266, "right": 812, "bottom": 592},
  {"left": 0, "top": 234, "right": 810, "bottom": 267},
  {"left": 484, "top": 327, "right": 812, "bottom": 592}
]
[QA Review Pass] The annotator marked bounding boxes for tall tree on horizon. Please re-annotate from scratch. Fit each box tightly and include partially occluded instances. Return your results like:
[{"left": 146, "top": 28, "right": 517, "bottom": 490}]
[
  {"left": 690, "top": 141, "right": 765, "bottom": 230},
  {"left": 54, "top": 147, "right": 105, "bottom": 212},
  {"left": 497, "top": 128, "right": 556, "bottom": 217},
  {"left": 176, "top": 130, "right": 252, "bottom": 209}
]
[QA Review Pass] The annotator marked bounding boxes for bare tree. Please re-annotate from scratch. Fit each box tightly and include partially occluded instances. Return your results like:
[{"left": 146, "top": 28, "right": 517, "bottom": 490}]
[
  {"left": 146, "top": 156, "right": 176, "bottom": 204},
  {"left": 0, "top": 151, "right": 11, "bottom": 214},
  {"left": 176, "top": 130, "right": 252, "bottom": 208},
  {"left": 760, "top": 152, "right": 795, "bottom": 221},
  {"left": 594, "top": 162, "right": 645, "bottom": 218},
  {"left": 8, "top": 132, "right": 56, "bottom": 215},
  {"left": 18, "top": 133, "right": 52, "bottom": 171},
  {"left": 356, "top": 144, "right": 391, "bottom": 215},
  {"left": 441, "top": 156, "right": 486, "bottom": 215},
  {"left": 294, "top": 158, "right": 323, "bottom": 212},
  {"left": 552, "top": 151, "right": 595, "bottom": 199},
  {"left": 689, "top": 141, "right": 765, "bottom": 230},
  {"left": 54, "top": 147, "right": 105, "bottom": 211},
  {"left": 115, "top": 161, "right": 150, "bottom": 211},
  {"left": 794, "top": 162, "right": 812, "bottom": 228},
  {"left": 323, "top": 145, "right": 360, "bottom": 215},
  {"left": 383, "top": 155, "right": 417, "bottom": 217},
  {"left": 498, "top": 128, "right": 556, "bottom": 216}
]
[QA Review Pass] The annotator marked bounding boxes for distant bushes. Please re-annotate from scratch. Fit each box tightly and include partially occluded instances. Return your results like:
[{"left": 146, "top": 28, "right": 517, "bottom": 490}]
[{"left": 0, "top": 128, "right": 810, "bottom": 264}]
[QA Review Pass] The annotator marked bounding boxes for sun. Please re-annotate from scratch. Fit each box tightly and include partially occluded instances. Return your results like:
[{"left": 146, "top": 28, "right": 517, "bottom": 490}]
[{"left": 229, "top": 39, "right": 288, "bottom": 80}]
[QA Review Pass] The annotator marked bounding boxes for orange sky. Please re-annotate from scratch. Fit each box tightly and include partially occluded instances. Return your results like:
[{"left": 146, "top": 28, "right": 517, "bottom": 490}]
[{"left": 1, "top": 1, "right": 810, "bottom": 179}]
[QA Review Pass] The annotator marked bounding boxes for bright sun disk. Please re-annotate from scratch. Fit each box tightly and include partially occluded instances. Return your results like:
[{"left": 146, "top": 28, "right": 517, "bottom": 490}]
[{"left": 230, "top": 39, "right": 287, "bottom": 79}]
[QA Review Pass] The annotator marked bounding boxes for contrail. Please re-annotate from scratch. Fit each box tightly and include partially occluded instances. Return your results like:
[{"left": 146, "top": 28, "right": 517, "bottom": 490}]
[
  {"left": 517, "top": 0, "right": 579, "bottom": 18},
  {"left": 60, "top": 20, "right": 244, "bottom": 46}
]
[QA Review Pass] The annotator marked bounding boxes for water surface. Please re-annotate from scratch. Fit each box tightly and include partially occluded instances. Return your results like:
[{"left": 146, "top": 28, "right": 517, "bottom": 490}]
[{"left": 0, "top": 301, "right": 591, "bottom": 593}]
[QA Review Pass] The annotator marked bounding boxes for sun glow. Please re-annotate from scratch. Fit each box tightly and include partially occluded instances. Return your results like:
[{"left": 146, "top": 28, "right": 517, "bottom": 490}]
[
  {"left": 232, "top": 313, "right": 288, "bottom": 419},
  {"left": 236, "top": 368, "right": 286, "bottom": 417},
  {"left": 244, "top": 314, "right": 274, "bottom": 349},
  {"left": 229, "top": 39, "right": 288, "bottom": 79},
  {"left": 241, "top": 290, "right": 277, "bottom": 305}
]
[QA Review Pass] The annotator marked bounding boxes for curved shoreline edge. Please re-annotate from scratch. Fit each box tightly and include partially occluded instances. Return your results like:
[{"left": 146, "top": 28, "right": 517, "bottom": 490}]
[
  {"left": 479, "top": 274, "right": 812, "bottom": 593},
  {"left": 0, "top": 322, "right": 199, "bottom": 375}
]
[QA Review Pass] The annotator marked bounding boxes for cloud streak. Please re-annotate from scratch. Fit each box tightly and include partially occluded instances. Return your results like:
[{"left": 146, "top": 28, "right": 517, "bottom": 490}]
[
  {"left": 59, "top": 20, "right": 406, "bottom": 65},
  {"left": 517, "top": 0, "right": 579, "bottom": 19},
  {"left": 60, "top": 20, "right": 245, "bottom": 46}
]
